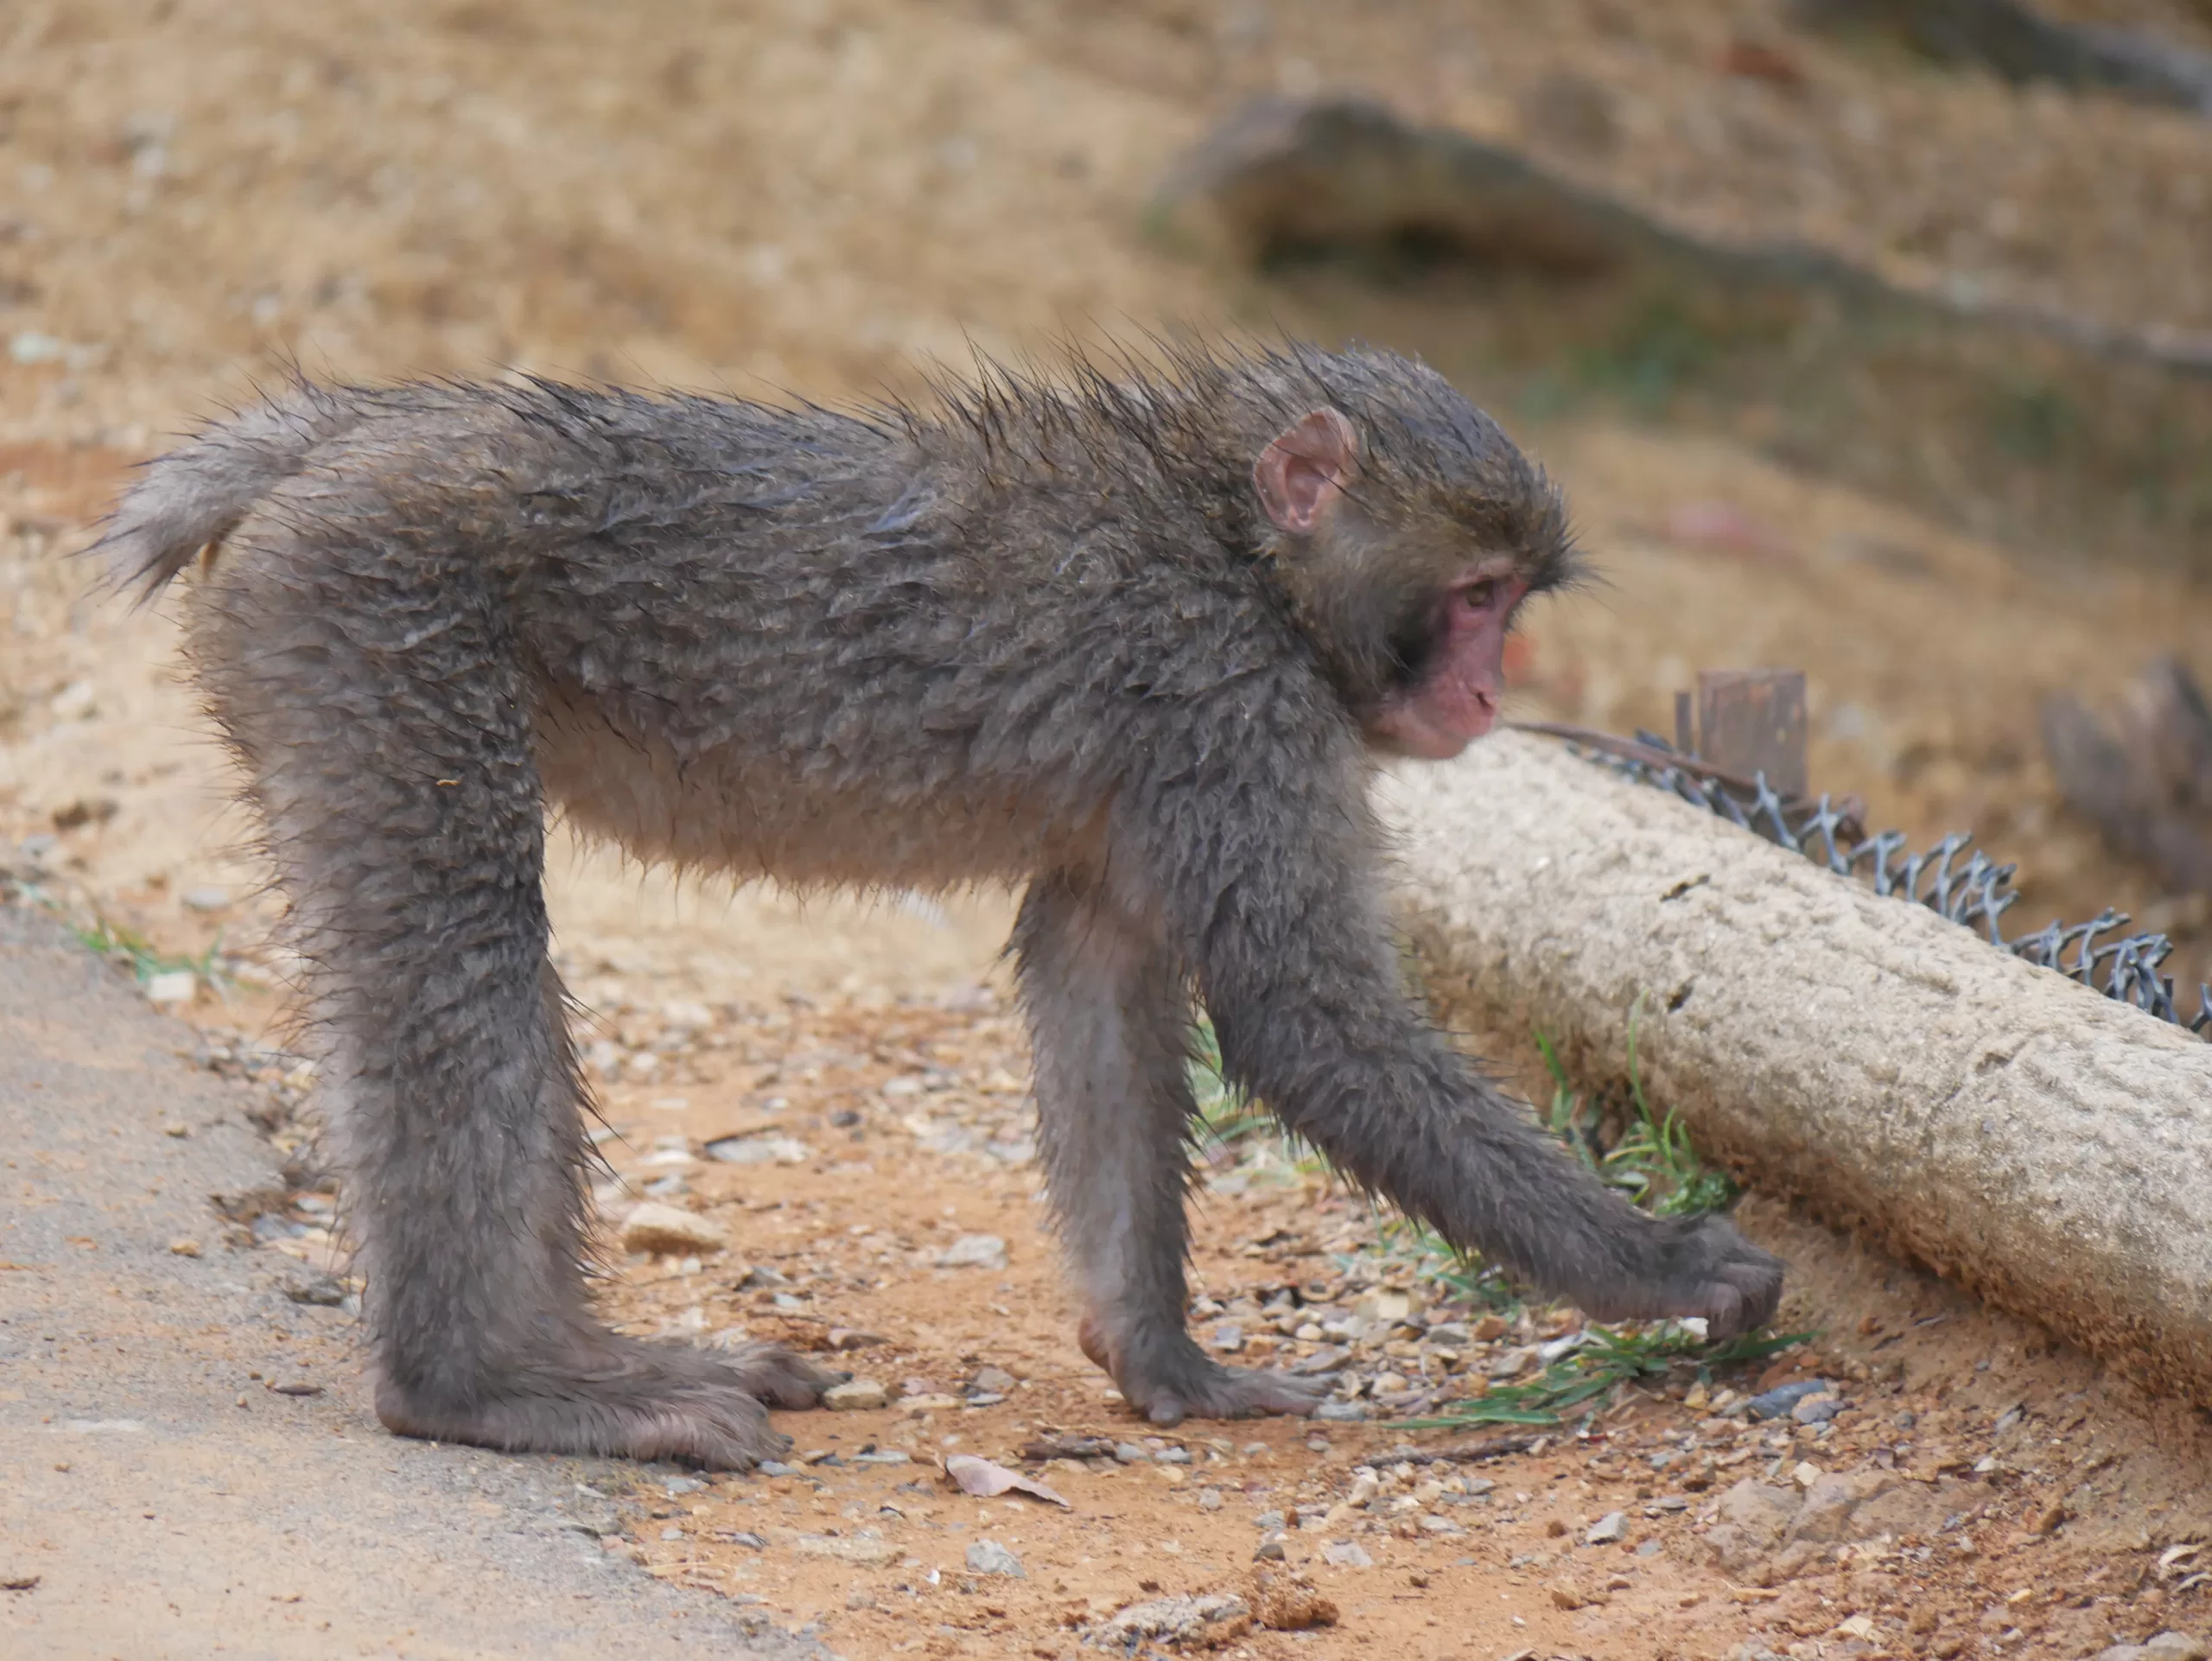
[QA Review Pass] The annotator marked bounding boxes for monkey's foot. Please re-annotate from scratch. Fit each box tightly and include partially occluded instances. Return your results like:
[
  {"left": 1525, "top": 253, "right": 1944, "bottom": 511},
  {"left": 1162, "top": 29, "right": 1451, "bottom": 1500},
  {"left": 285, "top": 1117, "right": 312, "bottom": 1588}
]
[
  {"left": 374, "top": 1335, "right": 845, "bottom": 1470},
  {"left": 1591, "top": 1212, "right": 1786, "bottom": 1342},
  {"left": 1079, "top": 1316, "right": 1327, "bottom": 1428}
]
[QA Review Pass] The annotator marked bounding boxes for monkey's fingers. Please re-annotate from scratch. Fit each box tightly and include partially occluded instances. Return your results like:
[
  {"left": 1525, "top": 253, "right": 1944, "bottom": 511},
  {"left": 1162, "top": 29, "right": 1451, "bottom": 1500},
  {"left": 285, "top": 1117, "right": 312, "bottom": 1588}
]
[
  {"left": 1654, "top": 1215, "right": 1786, "bottom": 1341},
  {"left": 1548, "top": 1213, "right": 1785, "bottom": 1342}
]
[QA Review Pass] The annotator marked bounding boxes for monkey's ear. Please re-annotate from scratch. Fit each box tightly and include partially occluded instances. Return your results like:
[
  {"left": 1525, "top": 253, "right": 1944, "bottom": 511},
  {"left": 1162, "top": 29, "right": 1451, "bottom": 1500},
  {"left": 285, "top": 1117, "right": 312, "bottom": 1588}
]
[{"left": 1253, "top": 407, "right": 1358, "bottom": 535}]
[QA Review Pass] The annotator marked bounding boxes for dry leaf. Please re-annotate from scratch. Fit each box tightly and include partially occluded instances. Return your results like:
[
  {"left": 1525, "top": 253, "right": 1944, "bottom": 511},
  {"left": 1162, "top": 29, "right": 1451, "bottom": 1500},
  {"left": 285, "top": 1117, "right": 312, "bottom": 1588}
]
[{"left": 944, "top": 1452, "right": 1071, "bottom": 1509}]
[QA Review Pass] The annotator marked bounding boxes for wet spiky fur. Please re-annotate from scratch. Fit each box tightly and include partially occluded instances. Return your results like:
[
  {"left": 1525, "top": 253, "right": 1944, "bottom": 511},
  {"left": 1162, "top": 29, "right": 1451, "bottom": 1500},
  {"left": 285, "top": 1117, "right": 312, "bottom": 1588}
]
[{"left": 99, "top": 340, "right": 1776, "bottom": 1457}]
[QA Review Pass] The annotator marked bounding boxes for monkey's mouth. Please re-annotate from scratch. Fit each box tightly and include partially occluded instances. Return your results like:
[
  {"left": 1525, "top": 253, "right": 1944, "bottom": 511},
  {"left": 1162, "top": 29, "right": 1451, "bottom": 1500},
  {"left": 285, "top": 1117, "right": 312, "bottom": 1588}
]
[{"left": 1368, "top": 681, "right": 1498, "bottom": 760}]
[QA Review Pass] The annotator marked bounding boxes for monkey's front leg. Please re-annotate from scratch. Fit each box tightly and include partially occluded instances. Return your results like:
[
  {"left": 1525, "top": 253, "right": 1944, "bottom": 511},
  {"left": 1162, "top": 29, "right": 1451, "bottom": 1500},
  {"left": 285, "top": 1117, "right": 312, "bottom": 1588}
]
[{"left": 1013, "top": 876, "right": 1326, "bottom": 1427}]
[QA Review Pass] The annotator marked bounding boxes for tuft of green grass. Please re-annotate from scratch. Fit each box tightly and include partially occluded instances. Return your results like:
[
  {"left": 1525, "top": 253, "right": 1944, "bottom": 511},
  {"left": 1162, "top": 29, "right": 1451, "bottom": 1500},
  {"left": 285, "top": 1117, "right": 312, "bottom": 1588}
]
[
  {"left": 1540, "top": 1001, "right": 1738, "bottom": 1219},
  {"left": 1189, "top": 1014, "right": 1277, "bottom": 1154},
  {"left": 1376, "top": 1213, "right": 1522, "bottom": 1314},
  {"left": 1398, "top": 1323, "right": 1812, "bottom": 1430},
  {"left": 1188, "top": 999, "right": 1792, "bottom": 1428},
  {"left": 50, "top": 895, "right": 239, "bottom": 994}
]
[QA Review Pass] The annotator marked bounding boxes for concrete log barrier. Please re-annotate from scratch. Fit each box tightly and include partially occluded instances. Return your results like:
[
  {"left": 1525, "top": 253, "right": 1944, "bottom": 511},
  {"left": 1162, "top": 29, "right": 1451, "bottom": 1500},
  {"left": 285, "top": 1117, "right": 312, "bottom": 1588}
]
[{"left": 1379, "top": 731, "right": 2212, "bottom": 1406}]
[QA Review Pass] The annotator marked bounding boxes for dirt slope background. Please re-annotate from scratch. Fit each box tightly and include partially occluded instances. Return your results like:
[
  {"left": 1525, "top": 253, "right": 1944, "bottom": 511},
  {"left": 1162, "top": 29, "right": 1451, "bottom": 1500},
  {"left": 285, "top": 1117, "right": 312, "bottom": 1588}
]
[{"left": 3, "top": 3, "right": 2212, "bottom": 1658}]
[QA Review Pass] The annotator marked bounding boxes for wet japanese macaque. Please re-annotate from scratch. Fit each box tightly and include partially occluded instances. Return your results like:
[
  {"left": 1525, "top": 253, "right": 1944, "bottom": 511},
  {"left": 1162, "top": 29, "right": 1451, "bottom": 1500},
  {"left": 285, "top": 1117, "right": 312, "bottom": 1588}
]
[{"left": 102, "top": 343, "right": 1783, "bottom": 1464}]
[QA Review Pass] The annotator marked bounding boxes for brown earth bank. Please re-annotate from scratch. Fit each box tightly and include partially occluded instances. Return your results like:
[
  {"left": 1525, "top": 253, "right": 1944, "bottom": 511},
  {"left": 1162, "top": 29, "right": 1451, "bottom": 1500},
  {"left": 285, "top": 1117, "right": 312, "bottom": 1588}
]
[{"left": 3, "top": 2, "right": 2210, "bottom": 1658}]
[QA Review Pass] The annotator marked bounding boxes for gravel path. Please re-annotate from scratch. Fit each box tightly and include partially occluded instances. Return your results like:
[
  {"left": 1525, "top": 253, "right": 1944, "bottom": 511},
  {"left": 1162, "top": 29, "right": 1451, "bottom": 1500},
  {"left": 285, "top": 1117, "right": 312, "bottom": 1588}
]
[{"left": 0, "top": 904, "right": 817, "bottom": 1661}]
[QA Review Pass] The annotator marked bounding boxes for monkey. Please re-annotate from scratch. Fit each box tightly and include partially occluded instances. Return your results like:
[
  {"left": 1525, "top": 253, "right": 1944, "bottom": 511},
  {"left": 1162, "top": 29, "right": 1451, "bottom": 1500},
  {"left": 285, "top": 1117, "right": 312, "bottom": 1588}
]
[{"left": 99, "top": 341, "right": 1783, "bottom": 1467}]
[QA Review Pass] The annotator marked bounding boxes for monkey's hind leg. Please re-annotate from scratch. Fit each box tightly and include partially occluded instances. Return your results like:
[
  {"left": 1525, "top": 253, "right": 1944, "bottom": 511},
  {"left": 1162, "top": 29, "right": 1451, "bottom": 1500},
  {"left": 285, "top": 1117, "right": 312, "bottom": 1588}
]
[
  {"left": 194, "top": 531, "right": 836, "bottom": 1469},
  {"left": 1014, "top": 875, "right": 1325, "bottom": 1428}
]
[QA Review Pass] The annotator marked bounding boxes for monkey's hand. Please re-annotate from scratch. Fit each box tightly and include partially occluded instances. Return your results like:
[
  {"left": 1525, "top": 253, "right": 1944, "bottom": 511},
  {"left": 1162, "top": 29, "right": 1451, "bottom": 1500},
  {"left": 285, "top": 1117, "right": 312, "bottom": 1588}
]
[
  {"left": 1575, "top": 1212, "right": 1785, "bottom": 1342},
  {"left": 1078, "top": 1314, "right": 1328, "bottom": 1428},
  {"left": 374, "top": 1333, "right": 845, "bottom": 1470}
]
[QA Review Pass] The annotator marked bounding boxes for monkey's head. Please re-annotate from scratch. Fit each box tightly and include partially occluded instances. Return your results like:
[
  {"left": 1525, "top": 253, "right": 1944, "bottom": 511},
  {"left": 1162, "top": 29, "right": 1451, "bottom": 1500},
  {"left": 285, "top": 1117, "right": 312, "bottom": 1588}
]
[{"left": 1245, "top": 353, "right": 1578, "bottom": 761}]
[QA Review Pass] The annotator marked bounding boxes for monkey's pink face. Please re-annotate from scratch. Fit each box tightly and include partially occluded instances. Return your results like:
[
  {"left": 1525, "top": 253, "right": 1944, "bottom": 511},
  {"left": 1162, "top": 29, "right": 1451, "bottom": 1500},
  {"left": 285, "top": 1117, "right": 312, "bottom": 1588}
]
[
  {"left": 1367, "top": 568, "right": 1529, "bottom": 760},
  {"left": 1249, "top": 405, "right": 1537, "bottom": 761}
]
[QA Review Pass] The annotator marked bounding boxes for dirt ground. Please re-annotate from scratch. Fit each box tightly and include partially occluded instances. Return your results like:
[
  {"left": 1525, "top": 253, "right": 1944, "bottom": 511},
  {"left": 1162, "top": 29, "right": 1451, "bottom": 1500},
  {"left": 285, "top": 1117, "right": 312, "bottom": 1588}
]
[{"left": 4, "top": 2, "right": 2212, "bottom": 1658}]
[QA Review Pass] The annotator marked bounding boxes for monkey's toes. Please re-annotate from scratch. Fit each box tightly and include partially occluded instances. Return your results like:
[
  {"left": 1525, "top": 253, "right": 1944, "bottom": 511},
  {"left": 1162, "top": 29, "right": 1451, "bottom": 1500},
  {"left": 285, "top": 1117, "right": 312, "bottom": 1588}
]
[
  {"left": 718, "top": 1341, "right": 848, "bottom": 1410},
  {"left": 375, "top": 1363, "right": 793, "bottom": 1471},
  {"left": 1133, "top": 1364, "right": 1329, "bottom": 1428}
]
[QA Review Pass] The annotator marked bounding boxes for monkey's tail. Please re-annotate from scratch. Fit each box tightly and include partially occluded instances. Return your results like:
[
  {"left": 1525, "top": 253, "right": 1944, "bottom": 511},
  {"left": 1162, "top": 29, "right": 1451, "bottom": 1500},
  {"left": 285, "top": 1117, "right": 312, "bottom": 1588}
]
[{"left": 95, "top": 384, "right": 367, "bottom": 602}]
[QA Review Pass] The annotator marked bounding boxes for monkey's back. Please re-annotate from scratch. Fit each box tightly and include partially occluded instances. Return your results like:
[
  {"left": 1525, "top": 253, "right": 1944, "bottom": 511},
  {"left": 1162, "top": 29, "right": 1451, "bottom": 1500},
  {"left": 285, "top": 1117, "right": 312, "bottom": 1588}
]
[{"left": 143, "top": 379, "right": 1325, "bottom": 895}]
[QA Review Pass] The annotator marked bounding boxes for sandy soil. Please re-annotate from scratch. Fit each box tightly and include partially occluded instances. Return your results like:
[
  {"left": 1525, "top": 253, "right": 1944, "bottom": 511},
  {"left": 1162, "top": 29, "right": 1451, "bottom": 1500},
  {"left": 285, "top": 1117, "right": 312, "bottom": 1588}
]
[{"left": 3, "top": 3, "right": 2211, "bottom": 1658}]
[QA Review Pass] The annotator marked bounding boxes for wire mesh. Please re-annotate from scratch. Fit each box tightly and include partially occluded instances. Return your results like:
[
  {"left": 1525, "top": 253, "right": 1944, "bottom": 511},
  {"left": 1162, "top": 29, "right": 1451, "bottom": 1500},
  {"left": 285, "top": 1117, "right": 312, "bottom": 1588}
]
[{"left": 1560, "top": 730, "right": 2210, "bottom": 1040}]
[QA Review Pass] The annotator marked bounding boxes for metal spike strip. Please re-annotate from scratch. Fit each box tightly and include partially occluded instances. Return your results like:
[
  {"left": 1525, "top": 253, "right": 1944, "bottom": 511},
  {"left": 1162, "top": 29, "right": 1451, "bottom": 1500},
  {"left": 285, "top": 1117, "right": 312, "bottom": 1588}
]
[{"left": 1566, "top": 733, "right": 2210, "bottom": 1039}]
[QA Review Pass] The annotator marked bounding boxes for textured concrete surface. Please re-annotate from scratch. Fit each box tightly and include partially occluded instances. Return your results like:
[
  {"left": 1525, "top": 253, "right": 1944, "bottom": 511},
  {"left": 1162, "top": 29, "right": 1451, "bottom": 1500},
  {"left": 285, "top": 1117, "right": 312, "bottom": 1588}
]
[
  {"left": 1381, "top": 733, "right": 2212, "bottom": 1409},
  {"left": 0, "top": 903, "right": 810, "bottom": 1660}
]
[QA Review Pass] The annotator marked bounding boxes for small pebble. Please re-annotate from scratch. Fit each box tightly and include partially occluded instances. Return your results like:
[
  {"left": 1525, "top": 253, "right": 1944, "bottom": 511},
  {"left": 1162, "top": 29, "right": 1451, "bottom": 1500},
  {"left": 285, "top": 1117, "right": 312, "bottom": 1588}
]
[
  {"left": 964, "top": 1539, "right": 1025, "bottom": 1578},
  {"left": 1584, "top": 1511, "right": 1627, "bottom": 1545},
  {"left": 1321, "top": 1541, "right": 1374, "bottom": 1569},
  {"left": 968, "top": 1365, "right": 1018, "bottom": 1394},
  {"left": 1790, "top": 1393, "right": 1843, "bottom": 1425},
  {"left": 1313, "top": 1402, "right": 1367, "bottom": 1422},
  {"left": 1252, "top": 1538, "right": 1287, "bottom": 1562},
  {"left": 703, "top": 1136, "right": 811, "bottom": 1167},
  {"left": 660, "top": 999, "right": 714, "bottom": 1033},
  {"left": 618, "top": 1202, "right": 727, "bottom": 1256},
  {"left": 823, "top": 1379, "right": 888, "bottom": 1411},
  {"left": 1102, "top": 1592, "right": 1249, "bottom": 1645},
  {"left": 2100, "top": 1636, "right": 2211, "bottom": 1661},
  {"left": 937, "top": 1234, "right": 1008, "bottom": 1271},
  {"left": 1198, "top": 1487, "right": 1224, "bottom": 1511},
  {"left": 1745, "top": 1379, "right": 1833, "bottom": 1421},
  {"left": 757, "top": 1461, "right": 803, "bottom": 1479},
  {"left": 143, "top": 971, "right": 196, "bottom": 1009},
  {"left": 167, "top": 1238, "right": 201, "bottom": 1258},
  {"left": 1114, "top": 1442, "right": 1148, "bottom": 1463}
]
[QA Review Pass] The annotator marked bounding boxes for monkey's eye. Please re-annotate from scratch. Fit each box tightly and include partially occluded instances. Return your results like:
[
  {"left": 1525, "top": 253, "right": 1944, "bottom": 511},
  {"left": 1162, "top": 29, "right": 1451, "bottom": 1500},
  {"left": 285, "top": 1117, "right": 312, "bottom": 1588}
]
[{"left": 1460, "top": 578, "right": 1503, "bottom": 612}]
